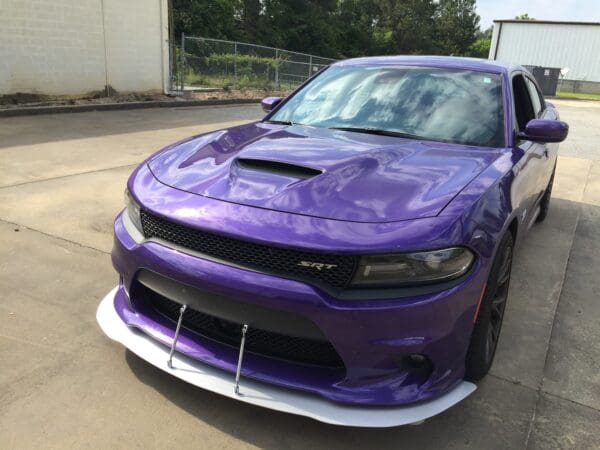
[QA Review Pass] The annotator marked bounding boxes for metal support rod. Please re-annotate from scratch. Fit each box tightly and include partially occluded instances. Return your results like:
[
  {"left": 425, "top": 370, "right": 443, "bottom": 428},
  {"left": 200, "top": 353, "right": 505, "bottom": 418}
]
[
  {"left": 167, "top": 304, "right": 187, "bottom": 368},
  {"left": 234, "top": 324, "right": 249, "bottom": 395},
  {"left": 184, "top": 36, "right": 330, "bottom": 60},
  {"left": 180, "top": 32, "right": 185, "bottom": 91},
  {"left": 275, "top": 49, "right": 279, "bottom": 87},
  {"left": 233, "top": 42, "right": 238, "bottom": 89},
  {"left": 308, "top": 55, "right": 313, "bottom": 78}
]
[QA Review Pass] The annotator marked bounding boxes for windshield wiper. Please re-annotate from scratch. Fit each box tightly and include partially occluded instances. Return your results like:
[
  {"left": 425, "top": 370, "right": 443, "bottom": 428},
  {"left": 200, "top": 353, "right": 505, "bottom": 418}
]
[
  {"left": 329, "top": 127, "right": 426, "bottom": 140},
  {"left": 263, "top": 119, "right": 295, "bottom": 125}
]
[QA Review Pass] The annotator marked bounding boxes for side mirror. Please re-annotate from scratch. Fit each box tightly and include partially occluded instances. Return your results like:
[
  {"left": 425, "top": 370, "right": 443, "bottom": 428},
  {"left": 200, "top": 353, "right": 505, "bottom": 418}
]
[
  {"left": 519, "top": 119, "right": 569, "bottom": 143},
  {"left": 261, "top": 96, "right": 283, "bottom": 113}
]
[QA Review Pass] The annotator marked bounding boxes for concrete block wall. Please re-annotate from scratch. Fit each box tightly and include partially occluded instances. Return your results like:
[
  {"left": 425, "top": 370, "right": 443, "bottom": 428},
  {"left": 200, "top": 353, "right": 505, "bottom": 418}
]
[{"left": 0, "top": 0, "right": 169, "bottom": 96}]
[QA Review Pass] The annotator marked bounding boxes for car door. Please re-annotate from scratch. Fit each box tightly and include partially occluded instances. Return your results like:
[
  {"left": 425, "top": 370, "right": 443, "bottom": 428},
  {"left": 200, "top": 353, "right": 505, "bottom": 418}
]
[{"left": 511, "top": 72, "right": 549, "bottom": 227}]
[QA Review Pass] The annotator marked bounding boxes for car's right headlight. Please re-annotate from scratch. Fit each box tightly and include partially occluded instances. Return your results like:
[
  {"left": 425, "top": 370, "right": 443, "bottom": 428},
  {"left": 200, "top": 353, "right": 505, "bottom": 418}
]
[
  {"left": 124, "top": 188, "right": 143, "bottom": 233},
  {"left": 350, "top": 247, "right": 474, "bottom": 288}
]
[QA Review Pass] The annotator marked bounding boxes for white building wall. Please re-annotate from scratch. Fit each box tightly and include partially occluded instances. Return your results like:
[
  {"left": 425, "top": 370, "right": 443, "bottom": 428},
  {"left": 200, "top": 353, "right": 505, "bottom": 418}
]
[
  {"left": 102, "top": 0, "right": 169, "bottom": 93},
  {"left": 0, "top": 0, "right": 169, "bottom": 95},
  {"left": 489, "top": 21, "right": 600, "bottom": 82}
]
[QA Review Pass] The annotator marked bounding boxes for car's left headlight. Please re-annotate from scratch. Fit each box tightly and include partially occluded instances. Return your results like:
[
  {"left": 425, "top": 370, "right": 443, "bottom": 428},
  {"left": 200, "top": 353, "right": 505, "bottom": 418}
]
[
  {"left": 124, "top": 188, "right": 143, "bottom": 233},
  {"left": 350, "top": 247, "right": 474, "bottom": 287}
]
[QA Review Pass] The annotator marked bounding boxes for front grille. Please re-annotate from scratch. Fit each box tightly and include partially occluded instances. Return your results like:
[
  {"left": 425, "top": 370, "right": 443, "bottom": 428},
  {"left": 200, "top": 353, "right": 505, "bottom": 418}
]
[
  {"left": 140, "top": 210, "right": 358, "bottom": 289},
  {"left": 144, "top": 288, "right": 345, "bottom": 368}
]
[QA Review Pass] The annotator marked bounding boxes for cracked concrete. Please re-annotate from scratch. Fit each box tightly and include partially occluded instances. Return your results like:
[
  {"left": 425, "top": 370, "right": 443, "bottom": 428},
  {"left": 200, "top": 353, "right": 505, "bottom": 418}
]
[{"left": 1, "top": 101, "right": 599, "bottom": 449}]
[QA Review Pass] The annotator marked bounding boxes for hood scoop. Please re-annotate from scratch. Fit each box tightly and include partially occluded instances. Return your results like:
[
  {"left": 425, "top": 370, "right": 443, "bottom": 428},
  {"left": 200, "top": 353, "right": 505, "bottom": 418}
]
[{"left": 235, "top": 158, "right": 322, "bottom": 180}]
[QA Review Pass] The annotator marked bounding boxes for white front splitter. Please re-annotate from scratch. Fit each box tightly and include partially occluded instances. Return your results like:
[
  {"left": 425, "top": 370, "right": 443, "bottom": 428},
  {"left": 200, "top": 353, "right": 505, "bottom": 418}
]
[{"left": 97, "top": 287, "right": 476, "bottom": 427}]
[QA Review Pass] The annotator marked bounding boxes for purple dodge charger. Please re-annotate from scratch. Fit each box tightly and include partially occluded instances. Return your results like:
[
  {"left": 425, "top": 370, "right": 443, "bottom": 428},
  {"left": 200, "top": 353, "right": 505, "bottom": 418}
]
[{"left": 97, "top": 56, "right": 568, "bottom": 426}]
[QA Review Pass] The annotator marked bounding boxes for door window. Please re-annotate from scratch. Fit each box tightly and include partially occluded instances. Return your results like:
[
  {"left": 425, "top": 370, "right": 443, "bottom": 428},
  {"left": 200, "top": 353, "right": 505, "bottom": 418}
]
[
  {"left": 525, "top": 77, "right": 544, "bottom": 117},
  {"left": 512, "top": 75, "right": 535, "bottom": 131}
]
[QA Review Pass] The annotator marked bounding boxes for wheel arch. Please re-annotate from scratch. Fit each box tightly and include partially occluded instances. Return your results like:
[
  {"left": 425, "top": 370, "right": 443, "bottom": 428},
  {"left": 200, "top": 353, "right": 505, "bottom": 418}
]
[{"left": 507, "top": 217, "right": 519, "bottom": 242}]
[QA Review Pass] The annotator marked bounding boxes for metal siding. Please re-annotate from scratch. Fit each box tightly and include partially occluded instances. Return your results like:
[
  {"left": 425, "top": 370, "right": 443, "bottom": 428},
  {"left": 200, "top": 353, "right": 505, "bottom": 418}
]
[
  {"left": 492, "top": 22, "right": 600, "bottom": 82},
  {"left": 489, "top": 22, "right": 501, "bottom": 59}
]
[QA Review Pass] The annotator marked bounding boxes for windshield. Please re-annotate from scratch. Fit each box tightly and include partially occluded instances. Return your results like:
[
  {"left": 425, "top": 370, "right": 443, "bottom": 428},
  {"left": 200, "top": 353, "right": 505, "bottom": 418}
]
[{"left": 269, "top": 65, "right": 505, "bottom": 147}]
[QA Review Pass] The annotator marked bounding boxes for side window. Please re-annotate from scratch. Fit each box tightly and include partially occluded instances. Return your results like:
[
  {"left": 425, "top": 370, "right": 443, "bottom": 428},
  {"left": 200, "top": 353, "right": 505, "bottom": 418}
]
[
  {"left": 525, "top": 77, "right": 543, "bottom": 117},
  {"left": 512, "top": 74, "right": 535, "bottom": 131}
]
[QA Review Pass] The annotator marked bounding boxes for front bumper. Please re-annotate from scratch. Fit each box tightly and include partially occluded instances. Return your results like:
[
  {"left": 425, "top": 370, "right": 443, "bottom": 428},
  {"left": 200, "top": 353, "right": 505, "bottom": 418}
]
[
  {"left": 110, "top": 203, "right": 488, "bottom": 405},
  {"left": 105, "top": 161, "right": 491, "bottom": 414},
  {"left": 97, "top": 286, "right": 476, "bottom": 427}
]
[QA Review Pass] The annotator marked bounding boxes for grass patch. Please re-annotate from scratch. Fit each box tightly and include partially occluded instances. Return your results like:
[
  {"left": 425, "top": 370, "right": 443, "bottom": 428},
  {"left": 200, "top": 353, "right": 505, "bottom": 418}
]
[
  {"left": 556, "top": 91, "right": 600, "bottom": 101},
  {"left": 185, "top": 72, "right": 271, "bottom": 90},
  {"left": 184, "top": 71, "right": 300, "bottom": 91},
  {"left": 178, "top": 51, "right": 308, "bottom": 91}
]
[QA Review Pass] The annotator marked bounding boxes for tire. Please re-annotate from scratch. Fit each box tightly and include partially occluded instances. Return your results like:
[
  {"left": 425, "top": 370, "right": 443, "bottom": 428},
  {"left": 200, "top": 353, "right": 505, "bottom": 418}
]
[
  {"left": 465, "top": 232, "right": 514, "bottom": 381},
  {"left": 536, "top": 165, "right": 556, "bottom": 223}
]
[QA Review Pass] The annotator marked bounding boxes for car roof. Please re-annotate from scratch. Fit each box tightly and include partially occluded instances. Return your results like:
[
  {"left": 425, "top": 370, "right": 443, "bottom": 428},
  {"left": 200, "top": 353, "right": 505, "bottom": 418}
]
[{"left": 333, "top": 55, "right": 522, "bottom": 75}]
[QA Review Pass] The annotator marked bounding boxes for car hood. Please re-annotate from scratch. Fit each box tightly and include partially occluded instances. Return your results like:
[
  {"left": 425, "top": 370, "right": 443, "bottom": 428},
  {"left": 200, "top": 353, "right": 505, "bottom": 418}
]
[{"left": 148, "top": 122, "right": 502, "bottom": 223}]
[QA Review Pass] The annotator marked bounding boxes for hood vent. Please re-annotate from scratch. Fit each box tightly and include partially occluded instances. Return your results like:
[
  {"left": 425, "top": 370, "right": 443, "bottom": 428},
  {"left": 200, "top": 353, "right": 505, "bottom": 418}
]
[{"left": 235, "top": 158, "right": 322, "bottom": 180}]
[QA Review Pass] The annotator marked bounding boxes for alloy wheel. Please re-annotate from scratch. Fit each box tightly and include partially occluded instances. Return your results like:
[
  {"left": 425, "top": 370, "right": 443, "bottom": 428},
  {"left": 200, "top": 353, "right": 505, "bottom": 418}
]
[{"left": 484, "top": 245, "right": 512, "bottom": 365}]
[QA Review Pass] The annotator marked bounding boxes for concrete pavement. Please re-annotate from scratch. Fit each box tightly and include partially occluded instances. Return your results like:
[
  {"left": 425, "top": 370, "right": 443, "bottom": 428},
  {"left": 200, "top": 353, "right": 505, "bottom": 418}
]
[{"left": 1, "top": 101, "right": 599, "bottom": 449}]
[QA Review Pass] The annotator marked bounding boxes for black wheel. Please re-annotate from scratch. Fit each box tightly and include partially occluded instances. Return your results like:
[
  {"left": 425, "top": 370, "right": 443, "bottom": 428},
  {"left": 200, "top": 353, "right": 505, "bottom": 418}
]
[
  {"left": 536, "top": 165, "right": 556, "bottom": 223},
  {"left": 465, "top": 232, "right": 514, "bottom": 381}
]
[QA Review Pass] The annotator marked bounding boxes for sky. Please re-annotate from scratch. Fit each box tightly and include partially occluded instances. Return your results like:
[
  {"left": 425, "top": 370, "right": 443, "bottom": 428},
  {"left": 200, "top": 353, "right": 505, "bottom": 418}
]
[{"left": 476, "top": 0, "right": 600, "bottom": 29}]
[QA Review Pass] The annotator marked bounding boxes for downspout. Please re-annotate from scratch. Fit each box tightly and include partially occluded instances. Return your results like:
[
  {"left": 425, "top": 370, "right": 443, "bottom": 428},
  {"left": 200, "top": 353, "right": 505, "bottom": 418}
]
[
  {"left": 160, "top": 0, "right": 171, "bottom": 94},
  {"left": 100, "top": 0, "right": 110, "bottom": 96},
  {"left": 168, "top": 0, "right": 176, "bottom": 91}
]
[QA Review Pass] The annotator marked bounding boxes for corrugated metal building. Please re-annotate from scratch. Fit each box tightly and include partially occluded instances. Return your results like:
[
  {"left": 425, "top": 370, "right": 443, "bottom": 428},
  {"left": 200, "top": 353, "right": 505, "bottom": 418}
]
[{"left": 489, "top": 20, "right": 600, "bottom": 91}]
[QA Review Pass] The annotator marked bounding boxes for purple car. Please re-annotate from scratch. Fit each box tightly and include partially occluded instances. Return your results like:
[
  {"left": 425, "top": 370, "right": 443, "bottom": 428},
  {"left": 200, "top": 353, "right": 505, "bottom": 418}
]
[{"left": 97, "top": 56, "right": 568, "bottom": 427}]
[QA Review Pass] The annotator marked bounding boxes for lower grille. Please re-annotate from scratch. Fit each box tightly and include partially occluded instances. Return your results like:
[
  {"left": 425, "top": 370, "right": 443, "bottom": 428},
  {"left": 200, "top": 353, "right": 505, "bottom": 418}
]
[
  {"left": 140, "top": 209, "right": 357, "bottom": 290},
  {"left": 142, "top": 287, "right": 345, "bottom": 368}
]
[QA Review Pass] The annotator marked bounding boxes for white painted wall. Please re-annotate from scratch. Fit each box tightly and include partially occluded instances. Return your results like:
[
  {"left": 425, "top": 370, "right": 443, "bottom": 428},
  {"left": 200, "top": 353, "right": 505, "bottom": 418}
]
[
  {"left": 489, "top": 21, "right": 600, "bottom": 82},
  {"left": 0, "top": 0, "right": 170, "bottom": 95}
]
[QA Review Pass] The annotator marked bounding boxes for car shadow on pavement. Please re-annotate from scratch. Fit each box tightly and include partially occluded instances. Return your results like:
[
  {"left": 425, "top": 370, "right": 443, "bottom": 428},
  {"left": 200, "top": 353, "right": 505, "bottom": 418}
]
[
  {"left": 125, "top": 346, "right": 542, "bottom": 448},
  {"left": 124, "top": 349, "right": 467, "bottom": 448}
]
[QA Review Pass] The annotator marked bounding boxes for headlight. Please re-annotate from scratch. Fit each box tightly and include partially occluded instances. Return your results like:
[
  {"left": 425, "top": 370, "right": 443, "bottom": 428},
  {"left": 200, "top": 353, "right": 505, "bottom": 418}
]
[
  {"left": 124, "top": 188, "right": 143, "bottom": 233},
  {"left": 351, "top": 247, "right": 474, "bottom": 287}
]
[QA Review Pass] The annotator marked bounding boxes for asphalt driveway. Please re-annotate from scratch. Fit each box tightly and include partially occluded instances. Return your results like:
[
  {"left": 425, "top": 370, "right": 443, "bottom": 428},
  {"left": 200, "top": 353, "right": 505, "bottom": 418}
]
[{"left": 1, "top": 101, "right": 599, "bottom": 449}]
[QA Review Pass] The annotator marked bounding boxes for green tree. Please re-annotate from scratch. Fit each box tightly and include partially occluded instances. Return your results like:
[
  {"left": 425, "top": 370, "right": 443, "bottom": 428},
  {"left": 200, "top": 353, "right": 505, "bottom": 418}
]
[
  {"left": 238, "top": 0, "right": 263, "bottom": 42},
  {"left": 173, "top": 0, "right": 238, "bottom": 40},
  {"left": 336, "top": 0, "right": 379, "bottom": 58},
  {"left": 374, "top": 0, "right": 438, "bottom": 54},
  {"left": 468, "top": 26, "right": 492, "bottom": 58},
  {"left": 260, "top": 0, "right": 340, "bottom": 57},
  {"left": 172, "top": 0, "right": 486, "bottom": 59},
  {"left": 436, "top": 0, "right": 480, "bottom": 55},
  {"left": 514, "top": 13, "right": 535, "bottom": 20}
]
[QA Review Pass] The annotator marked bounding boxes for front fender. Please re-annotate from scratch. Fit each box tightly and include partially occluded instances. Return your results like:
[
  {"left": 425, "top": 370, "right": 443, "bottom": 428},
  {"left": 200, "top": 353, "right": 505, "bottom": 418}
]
[{"left": 442, "top": 150, "right": 519, "bottom": 256}]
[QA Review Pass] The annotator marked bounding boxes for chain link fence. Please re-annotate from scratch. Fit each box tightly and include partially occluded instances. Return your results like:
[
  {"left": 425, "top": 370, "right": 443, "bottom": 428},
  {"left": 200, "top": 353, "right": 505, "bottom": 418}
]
[{"left": 175, "top": 35, "right": 337, "bottom": 92}]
